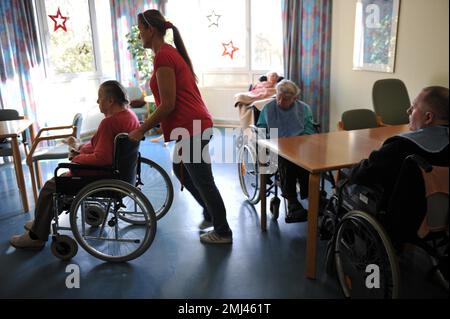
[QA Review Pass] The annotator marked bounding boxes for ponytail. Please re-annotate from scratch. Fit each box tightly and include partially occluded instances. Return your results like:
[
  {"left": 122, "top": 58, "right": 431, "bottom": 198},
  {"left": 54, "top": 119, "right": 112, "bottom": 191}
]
[{"left": 139, "top": 10, "right": 198, "bottom": 82}]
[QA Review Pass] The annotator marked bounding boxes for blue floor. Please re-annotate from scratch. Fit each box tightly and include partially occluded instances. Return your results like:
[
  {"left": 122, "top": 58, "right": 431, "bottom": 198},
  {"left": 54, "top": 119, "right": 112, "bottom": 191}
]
[{"left": 0, "top": 128, "right": 447, "bottom": 299}]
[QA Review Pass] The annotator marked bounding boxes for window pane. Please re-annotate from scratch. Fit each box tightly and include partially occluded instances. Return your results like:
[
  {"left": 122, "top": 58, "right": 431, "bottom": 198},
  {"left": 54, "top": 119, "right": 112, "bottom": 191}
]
[
  {"left": 45, "top": 0, "right": 95, "bottom": 74},
  {"left": 95, "top": 0, "right": 115, "bottom": 77},
  {"left": 250, "top": 0, "right": 283, "bottom": 72},
  {"left": 167, "top": 0, "right": 247, "bottom": 71}
]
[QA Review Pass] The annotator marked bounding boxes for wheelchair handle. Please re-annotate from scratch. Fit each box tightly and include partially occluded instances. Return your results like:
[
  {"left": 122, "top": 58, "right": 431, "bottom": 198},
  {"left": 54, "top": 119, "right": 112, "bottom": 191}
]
[{"left": 407, "top": 154, "right": 433, "bottom": 173}]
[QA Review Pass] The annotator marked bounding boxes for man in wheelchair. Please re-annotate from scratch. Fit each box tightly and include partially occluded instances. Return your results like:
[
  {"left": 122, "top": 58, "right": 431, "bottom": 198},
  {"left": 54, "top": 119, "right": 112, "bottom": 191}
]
[
  {"left": 257, "top": 79, "right": 316, "bottom": 223},
  {"left": 346, "top": 86, "right": 448, "bottom": 245},
  {"left": 10, "top": 80, "right": 140, "bottom": 250}
]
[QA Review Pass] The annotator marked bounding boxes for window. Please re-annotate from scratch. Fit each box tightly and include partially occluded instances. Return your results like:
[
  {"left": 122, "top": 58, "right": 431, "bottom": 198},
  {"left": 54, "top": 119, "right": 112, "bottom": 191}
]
[
  {"left": 33, "top": 0, "right": 115, "bottom": 129},
  {"left": 166, "top": 0, "right": 283, "bottom": 87},
  {"left": 36, "top": 0, "right": 114, "bottom": 77},
  {"left": 250, "top": 0, "right": 283, "bottom": 71}
]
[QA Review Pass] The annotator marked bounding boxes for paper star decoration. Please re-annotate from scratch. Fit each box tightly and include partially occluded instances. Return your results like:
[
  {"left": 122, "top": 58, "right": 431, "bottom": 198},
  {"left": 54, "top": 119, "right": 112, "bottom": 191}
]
[
  {"left": 48, "top": 7, "right": 68, "bottom": 32},
  {"left": 206, "top": 10, "right": 221, "bottom": 28},
  {"left": 222, "top": 41, "right": 239, "bottom": 59}
]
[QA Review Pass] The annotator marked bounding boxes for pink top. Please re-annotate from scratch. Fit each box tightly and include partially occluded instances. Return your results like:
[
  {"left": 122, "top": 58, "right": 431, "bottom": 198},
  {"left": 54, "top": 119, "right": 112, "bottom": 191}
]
[{"left": 72, "top": 109, "right": 140, "bottom": 167}]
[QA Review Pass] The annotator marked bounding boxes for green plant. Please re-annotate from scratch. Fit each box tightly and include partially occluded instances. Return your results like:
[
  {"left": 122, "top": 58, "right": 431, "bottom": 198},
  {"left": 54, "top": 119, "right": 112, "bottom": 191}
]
[{"left": 126, "top": 25, "right": 153, "bottom": 84}]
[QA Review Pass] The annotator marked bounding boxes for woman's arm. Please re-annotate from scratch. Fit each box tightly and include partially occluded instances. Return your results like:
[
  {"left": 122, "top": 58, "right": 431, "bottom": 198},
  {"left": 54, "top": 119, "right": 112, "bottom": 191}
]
[{"left": 129, "top": 67, "right": 176, "bottom": 141}]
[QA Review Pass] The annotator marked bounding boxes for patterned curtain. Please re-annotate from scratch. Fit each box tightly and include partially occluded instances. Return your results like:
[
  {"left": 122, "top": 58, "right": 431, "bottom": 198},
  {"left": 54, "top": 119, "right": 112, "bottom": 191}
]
[
  {"left": 282, "top": 0, "right": 332, "bottom": 131},
  {"left": 110, "top": 0, "right": 166, "bottom": 88},
  {"left": 0, "top": 0, "right": 43, "bottom": 123}
]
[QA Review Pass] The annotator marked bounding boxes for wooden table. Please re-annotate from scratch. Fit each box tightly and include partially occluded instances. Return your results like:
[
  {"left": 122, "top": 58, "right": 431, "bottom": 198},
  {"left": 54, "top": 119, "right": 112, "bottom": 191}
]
[
  {"left": 258, "top": 124, "right": 409, "bottom": 279},
  {"left": 0, "top": 119, "right": 34, "bottom": 212}
]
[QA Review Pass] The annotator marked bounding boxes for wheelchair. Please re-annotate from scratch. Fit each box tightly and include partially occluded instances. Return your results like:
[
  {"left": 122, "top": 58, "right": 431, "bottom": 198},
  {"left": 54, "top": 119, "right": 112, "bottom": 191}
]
[
  {"left": 49, "top": 133, "right": 170, "bottom": 262},
  {"left": 135, "top": 154, "right": 174, "bottom": 220},
  {"left": 237, "top": 105, "right": 335, "bottom": 220},
  {"left": 320, "top": 154, "right": 449, "bottom": 298}
]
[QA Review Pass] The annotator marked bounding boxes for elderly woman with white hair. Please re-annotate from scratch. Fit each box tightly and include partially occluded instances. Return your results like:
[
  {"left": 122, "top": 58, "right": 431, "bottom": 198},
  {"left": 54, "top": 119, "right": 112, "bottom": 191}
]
[{"left": 257, "top": 79, "right": 315, "bottom": 223}]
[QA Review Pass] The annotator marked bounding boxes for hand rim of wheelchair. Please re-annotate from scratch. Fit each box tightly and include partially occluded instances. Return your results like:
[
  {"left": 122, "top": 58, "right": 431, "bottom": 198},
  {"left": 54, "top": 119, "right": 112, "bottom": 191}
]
[
  {"left": 131, "top": 157, "right": 174, "bottom": 222},
  {"left": 334, "top": 210, "right": 400, "bottom": 299},
  {"left": 69, "top": 179, "right": 157, "bottom": 262},
  {"left": 238, "top": 144, "right": 260, "bottom": 205}
]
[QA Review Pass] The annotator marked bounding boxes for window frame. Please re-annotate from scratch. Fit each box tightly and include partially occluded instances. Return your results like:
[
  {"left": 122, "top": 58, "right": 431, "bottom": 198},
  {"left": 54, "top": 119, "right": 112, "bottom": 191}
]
[
  {"left": 34, "top": 0, "right": 106, "bottom": 81},
  {"left": 167, "top": 0, "right": 282, "bottom": 88}
]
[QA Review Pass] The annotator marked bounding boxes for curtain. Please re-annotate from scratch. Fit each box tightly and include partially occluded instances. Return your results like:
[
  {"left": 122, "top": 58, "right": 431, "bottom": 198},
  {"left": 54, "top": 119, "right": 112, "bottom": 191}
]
[
  {"left": 110, "top": 0, "right": 166, "bottom": 88},
  {"left": 282, "top": 0, "right": 332, "bottom": 131},
  {"left": 0, "top": 0, "right": 43, "bottom": 123}
]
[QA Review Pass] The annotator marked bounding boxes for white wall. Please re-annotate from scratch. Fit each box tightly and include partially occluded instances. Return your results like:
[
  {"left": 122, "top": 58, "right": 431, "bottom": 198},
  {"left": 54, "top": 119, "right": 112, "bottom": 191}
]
[
  {"left": 330, "top": 0, "right": 449, "bottom": 131},
  {"left": 200, "top": 87, "right": 246, "bottom": 126}
]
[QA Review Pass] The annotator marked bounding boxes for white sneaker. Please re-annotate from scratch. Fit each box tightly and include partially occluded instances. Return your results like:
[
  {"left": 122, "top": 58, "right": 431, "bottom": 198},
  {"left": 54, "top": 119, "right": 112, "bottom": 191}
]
[
  {"left": 24, "top": 219, "right": 34, "bottom": 231},
  {"left": 198, "top": 220, "right": 213, "bottom": 230},
  {"left": 200, "top": 230, "right": 232, "bottom": 244}
]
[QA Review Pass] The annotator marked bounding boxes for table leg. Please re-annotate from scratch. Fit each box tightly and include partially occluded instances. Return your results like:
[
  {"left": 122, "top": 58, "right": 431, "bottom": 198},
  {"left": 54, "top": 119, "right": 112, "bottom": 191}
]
[
  {"left": 260, "top": 172, "right": 267, "bottom": 231},
  {"left": 306, "top": 173, "right": 320, "bottom": 279},
  {"left": 11, "top": 136, "right": 29, "bottom": 212}
]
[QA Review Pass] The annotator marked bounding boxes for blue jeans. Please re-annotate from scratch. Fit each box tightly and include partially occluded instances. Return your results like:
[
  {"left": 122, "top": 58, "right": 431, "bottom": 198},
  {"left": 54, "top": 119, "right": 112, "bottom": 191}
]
[{"left": 172, "top": 135, "right": 232, "bottom": 237}]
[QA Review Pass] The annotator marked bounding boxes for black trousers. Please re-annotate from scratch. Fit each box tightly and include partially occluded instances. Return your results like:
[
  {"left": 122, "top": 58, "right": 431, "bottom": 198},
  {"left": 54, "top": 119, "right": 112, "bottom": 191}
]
[
  {"left": 278, "top": 156, "right": 309, "bottom": 200},
  {"left": 172, "top": 135, "right": 232, "bottom": 236},
  {"left": 31, "top": 178, "right": 56, "bottom": 241}
]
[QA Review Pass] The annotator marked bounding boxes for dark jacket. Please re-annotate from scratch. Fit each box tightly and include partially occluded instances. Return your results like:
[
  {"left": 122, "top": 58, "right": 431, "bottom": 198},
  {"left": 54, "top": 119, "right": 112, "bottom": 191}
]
[{"left": 348, "top": 127, "right": 449, "bottom": 242}]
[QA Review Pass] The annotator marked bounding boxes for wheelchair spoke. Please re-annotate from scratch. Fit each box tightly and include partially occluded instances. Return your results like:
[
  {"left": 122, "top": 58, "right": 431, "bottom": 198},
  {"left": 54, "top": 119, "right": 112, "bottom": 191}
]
[{"left": 69, "top": 181, "right": 156, "bottom": 262}]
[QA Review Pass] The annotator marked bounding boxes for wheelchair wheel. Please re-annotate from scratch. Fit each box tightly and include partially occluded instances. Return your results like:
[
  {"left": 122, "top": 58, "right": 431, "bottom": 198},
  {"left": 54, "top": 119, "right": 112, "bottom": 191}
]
[
  {"left": 69, "top": 179, "right": 157, "bottom": 262},
  {"left": 270, "top": 197, "right": 280, "bottom": 220},
  {"left": 51, "top": 235, "right": 78, "bottom": 261},
  {"left": 325, "top": 239, "right": 336, "bottom": 277},
  {"left": 84, "top": 203, "right": 106, "bottom": 227},
  {"left": 238, "top": 145, "right": 260, "bottom": 205},
  {"left": 130, "top": 157, "right": 173, "bottom": 221},
  {"left": 334, "top": 210, "right": 399, "bottom": 299}
]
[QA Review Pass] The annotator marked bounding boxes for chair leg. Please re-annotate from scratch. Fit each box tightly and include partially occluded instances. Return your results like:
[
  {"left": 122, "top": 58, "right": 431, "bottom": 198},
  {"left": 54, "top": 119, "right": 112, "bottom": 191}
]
[
  {"left": 35, "top": 161, "right": 43, "bottom": 189},
  {"left": 29, "top": 160, "right": 39, "bottom": 203}
]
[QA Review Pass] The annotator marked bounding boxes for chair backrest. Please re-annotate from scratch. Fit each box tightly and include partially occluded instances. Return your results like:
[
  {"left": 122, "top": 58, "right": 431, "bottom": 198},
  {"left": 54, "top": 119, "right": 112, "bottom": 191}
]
[
  {"left": 72, "top": 113, "right": 83, "bottom": 139},
  {"left": 0, "top": 109, "right": 25, "bottom": 151},
  {"left": 416, "top": 164, "right": 449, "bottom": 238},
  {"left": 372, "top": 79, "right": 410, "bottom": 125},
  {"left": 341, "top": 109, "right": 378, "bottom": 130},
  {"left": 113, "top": 133, "right": 140, "bottom": 186},
  {"left": 387, "top": 155, "right": 448, "bottom": 242},
  {"left": 0, "top": 109, "right": 20, "bottom": 121}
]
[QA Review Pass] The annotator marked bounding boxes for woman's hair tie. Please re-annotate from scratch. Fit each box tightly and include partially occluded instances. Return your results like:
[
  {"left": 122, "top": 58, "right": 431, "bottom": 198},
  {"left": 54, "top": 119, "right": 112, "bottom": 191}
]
[{"left": 164, "top": 21, "right": 173, "bottom": 30}]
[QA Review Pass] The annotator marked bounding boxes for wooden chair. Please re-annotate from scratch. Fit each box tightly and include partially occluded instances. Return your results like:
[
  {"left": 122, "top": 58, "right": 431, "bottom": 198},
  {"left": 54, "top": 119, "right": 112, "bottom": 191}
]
[{"left": 26, "top": 113, "right": 82, "bottom": 202}]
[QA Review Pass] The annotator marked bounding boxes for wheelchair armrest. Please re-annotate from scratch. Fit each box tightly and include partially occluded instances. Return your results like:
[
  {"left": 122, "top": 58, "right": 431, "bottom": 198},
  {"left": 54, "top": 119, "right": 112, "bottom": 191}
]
[
  {"left": 407, "top": 154, "right": 433, "bottom": 173},
  {"left": 55, "top": 162, "right": 116, "bottom": 177}
]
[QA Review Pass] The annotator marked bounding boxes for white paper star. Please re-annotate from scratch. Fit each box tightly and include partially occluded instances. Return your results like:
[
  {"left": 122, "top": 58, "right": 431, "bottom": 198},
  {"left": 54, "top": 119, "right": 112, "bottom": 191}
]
[{"left": 206, "top": 10, "right": 221, "bottom": 28}]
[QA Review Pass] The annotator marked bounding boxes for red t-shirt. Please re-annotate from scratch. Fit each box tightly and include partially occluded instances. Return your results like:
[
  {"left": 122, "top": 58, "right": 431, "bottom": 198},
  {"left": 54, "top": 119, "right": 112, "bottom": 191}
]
[
  {"left": 72, "top": 109, "right": 140, "bottom": 167},
  {"left": 150, "top": 43, "right": 213, "bottom": 142}
]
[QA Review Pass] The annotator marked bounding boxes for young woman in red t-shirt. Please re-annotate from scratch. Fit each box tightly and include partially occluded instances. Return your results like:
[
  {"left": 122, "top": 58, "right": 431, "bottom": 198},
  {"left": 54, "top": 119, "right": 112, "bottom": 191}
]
[{"left": 128, "top": 9, "right": 232, "bottom": 244}]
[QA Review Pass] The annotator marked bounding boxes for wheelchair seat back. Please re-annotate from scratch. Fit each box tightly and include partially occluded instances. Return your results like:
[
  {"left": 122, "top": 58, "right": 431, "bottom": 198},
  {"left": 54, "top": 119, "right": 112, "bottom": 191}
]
[
  {"left": 113, "top": 133, "right": 140, "bottom": 186},
  {"left": 55, "top": 133, "right": 140, "bottom": 196},
  {"left": 416, "top": 165, "right": 449, "bottom": 238}
]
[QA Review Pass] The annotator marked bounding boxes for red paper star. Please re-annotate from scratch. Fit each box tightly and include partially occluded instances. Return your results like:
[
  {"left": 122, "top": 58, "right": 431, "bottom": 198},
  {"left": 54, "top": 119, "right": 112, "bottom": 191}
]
[
  {"left": 222, "top": 41, "right": 239, "bottom": 60},
  {"left": 48, "top": 7, "right": 68, "bottom": 32}
]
